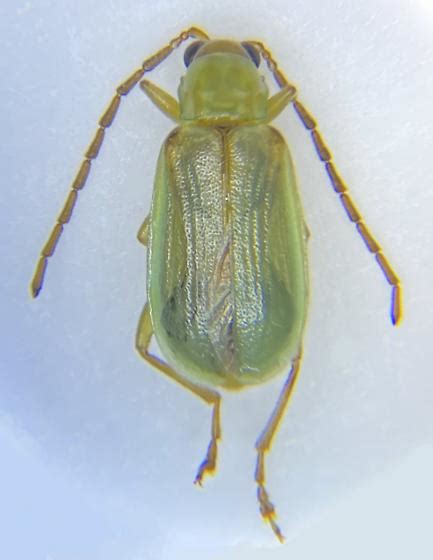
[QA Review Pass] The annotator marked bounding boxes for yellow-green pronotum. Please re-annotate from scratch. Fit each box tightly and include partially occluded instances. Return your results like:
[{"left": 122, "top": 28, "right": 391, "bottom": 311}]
[{"left": 31, "top": 27, "right": 403, "bottom": 542}]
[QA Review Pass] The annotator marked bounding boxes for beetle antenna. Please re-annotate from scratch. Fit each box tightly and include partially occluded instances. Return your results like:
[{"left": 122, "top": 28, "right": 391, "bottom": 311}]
[
  {"left": 30, "top": 26, "right": 209, "bottom": 298},
  {"left": 249, "top": 40, "right": 402, "bottom": 326},
  {"left": 291, "top": 99, "right": 403, "bottom": 326}
]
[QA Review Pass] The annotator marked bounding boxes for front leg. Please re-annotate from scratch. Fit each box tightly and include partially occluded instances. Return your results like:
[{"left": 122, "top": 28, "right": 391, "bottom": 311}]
[{"left": 140, "top": 80, "right": 180, "bottom": 122}]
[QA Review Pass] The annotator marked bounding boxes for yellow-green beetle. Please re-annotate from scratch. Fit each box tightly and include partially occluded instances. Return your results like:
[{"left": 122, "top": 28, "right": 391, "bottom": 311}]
[{"left": 31, "top": 27, "right": 402, "bottom": 542}]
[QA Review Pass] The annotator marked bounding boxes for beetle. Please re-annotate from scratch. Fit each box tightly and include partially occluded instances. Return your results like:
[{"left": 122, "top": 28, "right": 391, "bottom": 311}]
[{"left": 31, "top": 27, "right": 402, "bottom": 541}]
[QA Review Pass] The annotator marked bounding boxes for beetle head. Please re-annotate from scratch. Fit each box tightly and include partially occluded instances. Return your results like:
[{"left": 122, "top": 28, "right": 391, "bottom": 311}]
[{"left": 178, "top": 40, "right": 269, "bottom": 124}]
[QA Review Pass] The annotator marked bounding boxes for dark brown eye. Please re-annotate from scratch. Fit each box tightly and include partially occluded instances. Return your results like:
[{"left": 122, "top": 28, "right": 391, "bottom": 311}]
[
  {"left": 241, "top": 42, "right": 260, "bottom": 67},
  {"left": 184, "top": 41, "right": 205, "bottom": 67}
]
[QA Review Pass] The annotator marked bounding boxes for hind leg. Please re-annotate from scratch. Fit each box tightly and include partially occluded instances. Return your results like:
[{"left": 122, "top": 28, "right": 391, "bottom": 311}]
[
  {"left": 136, "top": 303, "right": 222, "bottom": 484},
  {"left": 255, "top": 350, "right": 303, "bottom": 542}
]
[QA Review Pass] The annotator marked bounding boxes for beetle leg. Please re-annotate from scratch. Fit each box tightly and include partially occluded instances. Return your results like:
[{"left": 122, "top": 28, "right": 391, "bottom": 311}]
[
  {"left": 266, "top": 85, "right": 297, "bottom": 121},
  {"left": 30, "top": 26, "right": 209, "bottom": 298},
  {"left": 137, "top": 214, "right": 150, "bottom": 246},
  {"left": 255, "top": 350, "right": 303, "bottom": 543},
  {"left": 136, "top": 303, "right": 222, "bottom": 485},
  {"left": 140, "top": 80, "right": 180, "bottom": 121}
]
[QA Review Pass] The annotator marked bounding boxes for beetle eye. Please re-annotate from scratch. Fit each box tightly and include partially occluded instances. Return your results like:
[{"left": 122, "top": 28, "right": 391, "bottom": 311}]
[
  {"left": 241, "top": 42, "right": 261, "bottom": 67},
  {"left": 184, "top": 41, "right": 205, "bottom": 67}
]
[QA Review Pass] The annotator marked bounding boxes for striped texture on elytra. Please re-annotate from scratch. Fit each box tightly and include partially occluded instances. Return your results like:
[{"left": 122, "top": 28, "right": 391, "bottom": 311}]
[{"left": 148, "top": 124, "right": 308, "bottom": 390}]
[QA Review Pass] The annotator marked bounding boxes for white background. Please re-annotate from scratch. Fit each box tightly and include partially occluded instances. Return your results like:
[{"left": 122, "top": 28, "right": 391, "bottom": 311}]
[{"left": 1, "top": 1, "right": 433, "bottom": 558}]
